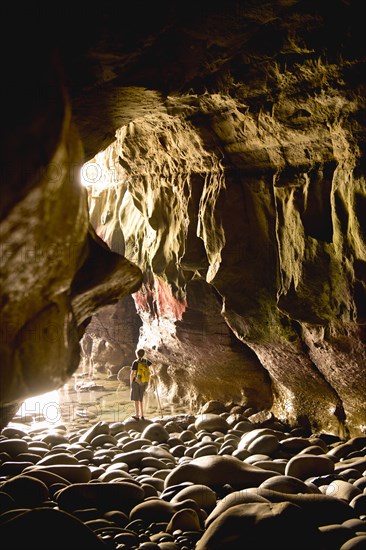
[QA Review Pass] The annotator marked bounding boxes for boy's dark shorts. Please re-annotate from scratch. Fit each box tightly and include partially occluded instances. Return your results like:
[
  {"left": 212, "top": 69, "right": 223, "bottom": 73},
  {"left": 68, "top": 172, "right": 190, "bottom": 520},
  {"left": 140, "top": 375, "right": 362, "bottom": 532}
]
[{"left": 130, "top": 380, "right": 148, "bottom": 401}]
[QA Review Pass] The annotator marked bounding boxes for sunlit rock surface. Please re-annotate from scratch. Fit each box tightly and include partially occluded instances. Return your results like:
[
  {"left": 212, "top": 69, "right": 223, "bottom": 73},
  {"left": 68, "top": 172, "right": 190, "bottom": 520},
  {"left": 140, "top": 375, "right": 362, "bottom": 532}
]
[
  {"left": 86, "top": 83, "right": 366, "bottom": 436},
  {"left": 0, "top": 13, "right": 143, "bottom": 426},
  {"left": 1, "top": 1, "right": 365, "bottom": 434},
  {"left": 79, "top": 296, "right": 142, "bottom": 377}
]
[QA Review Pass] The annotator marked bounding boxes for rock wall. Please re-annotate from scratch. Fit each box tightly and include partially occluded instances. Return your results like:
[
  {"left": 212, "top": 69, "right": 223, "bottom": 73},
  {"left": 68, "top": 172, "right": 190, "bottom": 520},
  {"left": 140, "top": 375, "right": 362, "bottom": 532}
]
[
  {"left": 86, "top": 77, "right": 365, "bottom": 435},
  {"left": 0, "top": 11, "right": 143, "bottom": 426},
  {"left": 79, "top": 296, "right": 142, "bottom": 377}
]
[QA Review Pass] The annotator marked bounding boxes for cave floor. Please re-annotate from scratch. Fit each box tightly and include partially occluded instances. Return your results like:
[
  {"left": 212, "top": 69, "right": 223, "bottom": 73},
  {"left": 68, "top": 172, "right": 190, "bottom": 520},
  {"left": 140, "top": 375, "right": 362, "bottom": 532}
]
[{"left": 13, "top": 367, "right": 195, "bottom": 433}]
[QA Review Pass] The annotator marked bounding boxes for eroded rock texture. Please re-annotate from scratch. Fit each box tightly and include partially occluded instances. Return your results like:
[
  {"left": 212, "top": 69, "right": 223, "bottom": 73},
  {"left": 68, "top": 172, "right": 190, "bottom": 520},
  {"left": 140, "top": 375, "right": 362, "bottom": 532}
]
[
  {"left": 1, "top": 1, "right": 365, "bottom": 434},
  {"left": 0, "top": 8, "right": 143, "bottom": 425}
]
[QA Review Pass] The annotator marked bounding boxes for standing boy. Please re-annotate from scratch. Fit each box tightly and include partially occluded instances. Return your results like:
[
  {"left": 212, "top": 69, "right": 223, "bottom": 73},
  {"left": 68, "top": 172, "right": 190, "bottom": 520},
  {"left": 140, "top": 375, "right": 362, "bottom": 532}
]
[{"left": 130, "top": 348, "right": 153, "bottom": 420}]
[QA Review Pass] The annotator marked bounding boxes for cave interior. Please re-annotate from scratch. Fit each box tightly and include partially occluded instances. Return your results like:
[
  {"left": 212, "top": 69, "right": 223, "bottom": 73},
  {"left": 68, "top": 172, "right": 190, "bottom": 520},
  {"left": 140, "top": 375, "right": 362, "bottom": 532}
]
[{"left": 1, "top": 0, "right": 366, "bottom": 437}]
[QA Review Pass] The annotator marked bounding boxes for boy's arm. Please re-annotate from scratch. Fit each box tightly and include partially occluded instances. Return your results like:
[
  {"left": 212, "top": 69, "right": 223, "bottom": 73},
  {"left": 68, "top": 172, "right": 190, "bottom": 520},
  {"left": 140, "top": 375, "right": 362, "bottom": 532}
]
[{"left": 130, "top": 362, "right": 137, "bottom": 384}]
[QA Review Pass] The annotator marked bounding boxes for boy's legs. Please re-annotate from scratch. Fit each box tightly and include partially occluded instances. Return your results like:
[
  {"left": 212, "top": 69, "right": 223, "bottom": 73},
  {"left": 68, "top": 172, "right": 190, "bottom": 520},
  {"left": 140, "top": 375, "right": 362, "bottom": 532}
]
[
  {"left": 131, "top": 385, "right": 146, "bottom": 419},
  {"left": 139, "top": 384, "right": 148, "bottom": 418},
  {"left": 134, "top": 400, "right": 143, "bottom": 418},
  {"left": 139, "top": 399, "right": 144, "bottom": 419}
]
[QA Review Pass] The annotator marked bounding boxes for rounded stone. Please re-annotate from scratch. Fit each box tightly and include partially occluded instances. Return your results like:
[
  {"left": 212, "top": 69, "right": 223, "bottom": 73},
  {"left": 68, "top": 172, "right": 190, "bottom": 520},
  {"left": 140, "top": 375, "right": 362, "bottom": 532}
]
[
  {"left": 40, "top": 433, "right": 69, "bottom": 446},
  {"left": 0, "top": 461, "right": 35, "bottom": 477},
  {"left": 142, "top": 483, "right": 159, "bottom": 498},
  {"left": 56, "top": 481, "right": 145, "bottom": 514},
  {"left": 194, "top": 415, "right": 229, "bottom": 434},
  {"left": 122, "top": 438, "right": 152, "bottom": 452},
  {"left": 340, "top": 468, "right": 363, "bottom": 481},
  {"left": 36, "top": 452, "right": 79, "bottom": 466},
  {"left": 166, "top": 508, "right": 202, "bottom": 533},
  {"left": 0, "top": 507, "right": 107, "bottom": 549},
  {"left": 158, "top": 542, "right": 180, "bottom": 550},
  {"left": 98, "top": 469, "right": 132, "bottom": 482},
  {"left": 200, "top": 401, "right": 227, "bottom": 415},
  {"left": 327, "top": 443, "right": 356, "bottom": 460},
  {"left": 197, "top": 501, "right": 322, "bottom": 549},
  {"left": 0, "top": 438, "right": 28, "bottom": 457},
  {"left": 205, "top": 490, "right": 271, "bottom": 528},
  {"left": 254, "top": 460, "right": 286, "bottom": 474},
  {"left": 319, "top": 524, "right": 354, "bottom": 549},
  {"left": 326, "top": 479, "right": 362, "bottom": 502},
  {"left": 237, "top": 428, "right": 281, "bottom": 451},
  {"left": 335, "top": 458, "right": 366, "bottom": 476},
  {"left": 105, "top": 461, "right": 129, "bottom": 473},
  {"left": 142, "top": 423, "right": 170, "bottom": 444},
  {"left": 129, "top": 498, "right": 176, "bottom": 523},
  {"left": 244, "top": 454, "right": 271, "bottom": 465},
  {"left": 247, "top": 434, "right": 279, "bottom": 456},
  {"left": 340, "top": 535, "right": 366, "bottom": 549},
  {"left": 1, "top": 475, "right": 48, "bottom": 507},
  {"left": 298, "top": 445, "right": 326, "bottom": 456},
  {"left": 170, "top": 484, "right": 217, "bottom": 513},
  {"left": 259, "top": 474, "right": 311, "bottom": 494},
  {"left": 285, "top": 454, "right": 334, "bottom": 480},
  {"left": 234, "top": 421, "right": 253, "bottom": 432},
  {"left": 349, "top": 494, "right": 366, "bottom": 515},
  {"left": 18, "top": 467, "right": 71, "bottom": 488},
  {"left": 254, "top": 488, "right": 356, "bottom": 526},
  {"left": 78, "top": 421, "right": 111, "bottom": 444},
  {"left": 218, "top": 444, "right": 235, "bottom": 456},
  {"left": 22, "top": 464, "right": 91, "bottom": 483},
  {"left": 170, "top": 445, "right": 186, "bottom": 457},
  {"left": 141, "top": 457, "right": 168, "bottom": 469},
  {"left": 354, "top": 477, "right": 366, "bottom": 491},
  {"left": 193, "top": 444, "right": 218, "bottom": 459},
  {"left": 342, "top": 519, "right": 366, "bottom": 533},
  {"left": 89, "top": 434, "right": 118, "bottom": 447},
  {"left": 73, "top": 449, "right": 94, "bottom": 461},
  {"left": 164, "top": 455, "right": 279, "bottom": 490},
  {"left": 1, "top": 427, "right": 29, "bottom": 439},
  {"left": 180, "top": 430, "right": 197, "bottom": 443}
]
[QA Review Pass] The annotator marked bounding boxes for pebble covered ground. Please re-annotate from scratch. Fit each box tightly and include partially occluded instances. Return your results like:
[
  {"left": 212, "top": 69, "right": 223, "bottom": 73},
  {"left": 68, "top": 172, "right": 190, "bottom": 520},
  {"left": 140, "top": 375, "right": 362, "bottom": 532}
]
[{"left": 0, "top": 401, "right": 366, "bottom": 549}]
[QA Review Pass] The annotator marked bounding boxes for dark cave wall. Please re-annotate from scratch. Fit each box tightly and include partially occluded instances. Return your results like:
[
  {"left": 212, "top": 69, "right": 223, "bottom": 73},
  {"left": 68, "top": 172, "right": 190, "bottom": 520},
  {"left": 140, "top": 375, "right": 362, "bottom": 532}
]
[{"left": 0, "top": 10, "right": 143, "bottom": 425}]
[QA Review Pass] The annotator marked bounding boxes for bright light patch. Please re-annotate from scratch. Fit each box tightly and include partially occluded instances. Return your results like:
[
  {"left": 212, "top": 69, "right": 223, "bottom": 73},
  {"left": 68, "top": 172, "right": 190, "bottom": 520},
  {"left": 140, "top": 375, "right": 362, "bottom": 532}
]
[
  {"left": 16, "top": 390, "right": 61, "bottom": 424},
  {"left": 80, "top": 161, "right": 102, "bottom": 188}
]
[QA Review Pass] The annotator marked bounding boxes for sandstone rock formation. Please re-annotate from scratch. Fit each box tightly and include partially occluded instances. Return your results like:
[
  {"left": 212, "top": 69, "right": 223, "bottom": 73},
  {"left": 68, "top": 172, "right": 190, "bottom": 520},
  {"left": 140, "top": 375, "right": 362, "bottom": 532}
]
[
  {"left": 0, "top": 7, "right": 143, "bottom": 426},
  {"left": 1, "top": 1, "right": 365, "bottom": 435}
]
